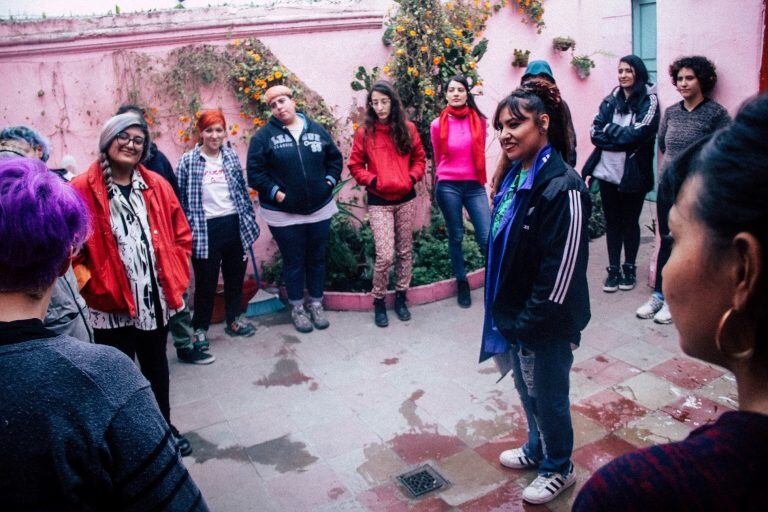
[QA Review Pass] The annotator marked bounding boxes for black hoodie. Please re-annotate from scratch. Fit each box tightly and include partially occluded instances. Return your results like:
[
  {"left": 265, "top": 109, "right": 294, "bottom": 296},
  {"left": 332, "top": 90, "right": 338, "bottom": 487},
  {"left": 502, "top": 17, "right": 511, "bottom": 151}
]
[{"left": 247, "top": 114, "right": 343, "bottom": 215}]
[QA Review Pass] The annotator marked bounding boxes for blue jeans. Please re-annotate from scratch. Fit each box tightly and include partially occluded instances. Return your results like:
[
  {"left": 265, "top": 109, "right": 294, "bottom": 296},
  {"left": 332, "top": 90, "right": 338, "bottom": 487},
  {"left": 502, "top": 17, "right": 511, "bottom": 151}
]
[
  {"left": 510, "top": 338, "right": 574, "bottom": 475},
  {"left": 435, "top": 180, "right": 491, "bottom": 280},
  {"left": 268, "top": 219, "right": 331, "bottom": 303}
]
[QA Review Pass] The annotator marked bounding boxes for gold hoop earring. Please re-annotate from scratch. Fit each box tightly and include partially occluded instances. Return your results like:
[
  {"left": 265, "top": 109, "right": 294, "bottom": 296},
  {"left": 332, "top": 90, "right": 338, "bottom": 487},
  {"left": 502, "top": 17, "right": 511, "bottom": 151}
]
[{"left": 715, "top": 308, "right": 755, "bottom": 361}]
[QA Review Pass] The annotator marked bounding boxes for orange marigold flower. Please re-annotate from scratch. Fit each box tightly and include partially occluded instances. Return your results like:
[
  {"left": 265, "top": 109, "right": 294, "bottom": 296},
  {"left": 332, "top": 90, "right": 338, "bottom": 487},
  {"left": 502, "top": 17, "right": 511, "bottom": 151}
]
[
  {"left": 253, "top": 118, "right": 260, "bottom": 125},
  {"left": 412, "top": 69, "right": 419, "bottom": 77},
  {"left": 179, "top": 115, "right": 190, "bottom": 123},
  {"left": 444, "top": 38, "right": 452, "bottom": 46},
  {"left": 424, "top": 88, "right": 434, "bottom": 96},
  {"left": 353, "top": 122, "right": 359, "bottom": 131},
  {"left": 395, "top": 26, "right": 405, "bottom": 33},
  {"left": 420, "top": 46, "right": 428, "bottom": 52},
  {"left": 409, "top": 29, "right": 417, "bottom": 37},
  {"left": 195, "top": 111, "right": 202, "bottom": 118},
  {"left": 274, "top": 71, "right": 283, "bottom": 79},
  {"left": 396, "top": 49, "right": 406, "bottom": 56},
  {"left": 383, "top": 65, "right": 391, "bottom": 74},
  {"left": 178, "top": 129, "right": 185, "bottom": 136},
  {"left": 469, "top": 61, "right": 476, "bottom": 69},
  {"left": 183, "top": 136, "right": 190, "bottom": 142},
  {"left": 433, "top": 57, "right": 442, "bottom": 65},
  {"left": 244, "top": 87, "right": 251, "bottom": 94}
]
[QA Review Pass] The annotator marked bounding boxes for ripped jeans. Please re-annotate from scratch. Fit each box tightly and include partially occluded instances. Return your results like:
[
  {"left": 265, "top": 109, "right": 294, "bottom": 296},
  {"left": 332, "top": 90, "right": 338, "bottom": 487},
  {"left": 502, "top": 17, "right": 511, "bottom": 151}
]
[{"left": 510, "top": 337, "right": 575, "bottom": 475}]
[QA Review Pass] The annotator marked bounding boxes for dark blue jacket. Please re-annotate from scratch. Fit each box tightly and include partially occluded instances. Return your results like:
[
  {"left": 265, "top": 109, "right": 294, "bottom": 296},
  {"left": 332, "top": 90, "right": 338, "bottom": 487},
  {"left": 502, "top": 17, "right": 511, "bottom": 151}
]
[
  {"left": 481, "top": 149, "right": 591, "bottom": 363},
  {"left": 246, "top": 114, "right": 343, "bottom": 215}
]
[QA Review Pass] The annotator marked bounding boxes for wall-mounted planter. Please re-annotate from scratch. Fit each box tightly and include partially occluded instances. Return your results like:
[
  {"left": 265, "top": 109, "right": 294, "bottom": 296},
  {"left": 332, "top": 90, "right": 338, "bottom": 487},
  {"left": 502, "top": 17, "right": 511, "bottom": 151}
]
[
  {"left": 512, "top": 49, "right": 531, "bottom": 68},
  {"left": 552, "top": 36, "right": 575, "bottom": 52},
  {"left": 571, "top": 55, "right": 596, "bottom": 79}
]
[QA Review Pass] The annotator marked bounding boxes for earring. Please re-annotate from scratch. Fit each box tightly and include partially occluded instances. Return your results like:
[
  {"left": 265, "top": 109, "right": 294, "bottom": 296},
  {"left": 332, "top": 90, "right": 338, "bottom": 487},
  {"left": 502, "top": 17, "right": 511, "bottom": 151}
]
[
  {"left": 715, "top": 308, "right": 755, "bottom": 361},
  {"left": 539, "top": 127, "right": 546, "bottom": 134}
]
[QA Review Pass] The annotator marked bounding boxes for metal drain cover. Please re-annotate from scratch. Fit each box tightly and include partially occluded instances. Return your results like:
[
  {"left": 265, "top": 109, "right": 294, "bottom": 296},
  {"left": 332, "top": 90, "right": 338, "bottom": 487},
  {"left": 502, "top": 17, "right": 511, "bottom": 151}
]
[{"left": 396, "top": 464, "right": 449, "bottom": 498}]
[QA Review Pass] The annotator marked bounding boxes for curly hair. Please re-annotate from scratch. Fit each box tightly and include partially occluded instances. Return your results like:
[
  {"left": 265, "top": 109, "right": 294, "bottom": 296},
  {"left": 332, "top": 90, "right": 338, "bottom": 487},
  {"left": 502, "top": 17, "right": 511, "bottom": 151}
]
[
  {"left": 669, "top": 56, "right": 718, "bottom": 96},
  {"left": 364, "top": 80, "right": 413, "bottom": 155}
]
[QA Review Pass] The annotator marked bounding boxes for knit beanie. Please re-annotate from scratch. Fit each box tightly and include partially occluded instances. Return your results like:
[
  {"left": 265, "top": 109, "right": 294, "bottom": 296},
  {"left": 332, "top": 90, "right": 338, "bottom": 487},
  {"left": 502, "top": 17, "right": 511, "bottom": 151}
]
[
  {"left": 522, "top": 60, "right": 556, "bottom": 84},
  {"left": 264, "top": 85, "right": 293, "bottom": 105},
  {"left": 99, "top": 112, "right": 150, "bottom": 162}
]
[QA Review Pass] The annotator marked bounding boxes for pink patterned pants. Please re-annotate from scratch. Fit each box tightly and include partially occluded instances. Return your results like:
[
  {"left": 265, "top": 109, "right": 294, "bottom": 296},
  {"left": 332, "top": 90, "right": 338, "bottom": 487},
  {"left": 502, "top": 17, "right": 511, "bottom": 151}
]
[{"left": 368, "top": 199, "right": 416, "bottom": 299}]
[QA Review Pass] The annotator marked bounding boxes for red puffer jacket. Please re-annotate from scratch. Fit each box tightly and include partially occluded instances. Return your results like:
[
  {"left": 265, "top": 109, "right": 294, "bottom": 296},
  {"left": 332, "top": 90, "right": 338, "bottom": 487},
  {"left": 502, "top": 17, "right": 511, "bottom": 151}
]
[
  {"left": 348, "top": 121, "right": 426, "bottom": 201},
  {"left": 72, "top": 162, "right": 192, "bottom": 316}
]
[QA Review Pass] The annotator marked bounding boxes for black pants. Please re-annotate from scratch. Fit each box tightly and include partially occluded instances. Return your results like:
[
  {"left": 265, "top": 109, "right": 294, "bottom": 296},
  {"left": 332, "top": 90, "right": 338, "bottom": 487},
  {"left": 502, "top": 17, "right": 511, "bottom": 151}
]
[
  {"left": 94, "top": 326, "right": 171, "bottom": 425},
  {"left": 654, "top": 178, "right": 673, "bottom": 294},
  {"left": 192, "top": 214, "right": 247, "bottom": 330},
  {"left": 599, "top": 180, "right": 646, "bottom": 267}
]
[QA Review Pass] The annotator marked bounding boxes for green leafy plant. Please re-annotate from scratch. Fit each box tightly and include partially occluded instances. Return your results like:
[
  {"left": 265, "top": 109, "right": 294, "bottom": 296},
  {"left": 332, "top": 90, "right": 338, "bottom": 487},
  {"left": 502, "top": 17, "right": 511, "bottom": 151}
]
[
  {"left": 512, "top": 48, "right": 531, "bottom": 67},
  {"left": 350, "top": 66, "right": 381, "bottom": 92},
  {"left": 571, "top": 54, "right": 596, "bottom": 79},
  {"left": 587, "top": 187, "right": 607, "bottom": 239}
]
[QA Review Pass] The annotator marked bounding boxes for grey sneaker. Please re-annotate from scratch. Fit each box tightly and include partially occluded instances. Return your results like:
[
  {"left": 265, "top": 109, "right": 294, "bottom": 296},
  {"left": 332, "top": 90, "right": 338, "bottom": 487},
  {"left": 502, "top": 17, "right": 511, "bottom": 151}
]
[
  {"left": 291, "top": 306, "right": 313, "bottom": 333},
  {"left": 225, "top": 316, "right": 256, "bottom": 337},
  {"left": 306, "top": 302, "right": 330, "bottom": 329}
]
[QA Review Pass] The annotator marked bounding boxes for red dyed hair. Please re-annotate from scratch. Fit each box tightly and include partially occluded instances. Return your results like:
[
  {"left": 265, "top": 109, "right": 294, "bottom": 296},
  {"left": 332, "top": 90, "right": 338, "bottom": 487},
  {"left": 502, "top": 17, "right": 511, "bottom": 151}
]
[{"left": 196, "top": 110, "right": 227, "bottom": 138}]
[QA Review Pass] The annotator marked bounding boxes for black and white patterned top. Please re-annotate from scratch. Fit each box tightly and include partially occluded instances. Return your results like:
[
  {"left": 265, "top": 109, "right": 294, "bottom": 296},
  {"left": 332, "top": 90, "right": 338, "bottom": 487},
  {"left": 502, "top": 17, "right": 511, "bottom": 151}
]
[{"left": 89, "top": 171, "right": 180, "bottom": 331}]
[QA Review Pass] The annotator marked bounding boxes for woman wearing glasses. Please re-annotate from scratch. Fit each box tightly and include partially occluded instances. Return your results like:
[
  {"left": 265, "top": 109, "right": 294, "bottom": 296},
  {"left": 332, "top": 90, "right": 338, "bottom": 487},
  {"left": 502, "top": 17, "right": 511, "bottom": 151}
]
[
  {"left": 72, "top": 112, "right": 195, "bottom": 455},
  {"left": 349, "top": 80, "right": 426, "bottom": 327}
]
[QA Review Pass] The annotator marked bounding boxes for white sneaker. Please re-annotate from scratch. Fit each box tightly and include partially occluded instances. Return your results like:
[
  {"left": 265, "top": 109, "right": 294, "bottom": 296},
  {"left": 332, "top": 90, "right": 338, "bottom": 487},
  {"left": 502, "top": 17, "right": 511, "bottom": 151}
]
[
  {"left": 499, "top": 446, "right": 538, "bottom": 469},
  {"left": 522, "top": 466, "right": 576, "bottom": 504},
  {"left": 636, "top": 295, "right": 664, "bottom": 319},
  {"left": 653, "top": 302, "right": 673, "bottom": 324}
]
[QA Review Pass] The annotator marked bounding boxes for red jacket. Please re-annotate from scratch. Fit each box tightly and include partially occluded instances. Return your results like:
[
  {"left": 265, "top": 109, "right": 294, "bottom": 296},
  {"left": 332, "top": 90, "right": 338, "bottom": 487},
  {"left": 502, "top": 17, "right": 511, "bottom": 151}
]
[
  {"left": 72, "top": 162, "right": 192, "bottom": 317},
  {"left": 348, "top": 121, "right": 426, "bottom": 201}
]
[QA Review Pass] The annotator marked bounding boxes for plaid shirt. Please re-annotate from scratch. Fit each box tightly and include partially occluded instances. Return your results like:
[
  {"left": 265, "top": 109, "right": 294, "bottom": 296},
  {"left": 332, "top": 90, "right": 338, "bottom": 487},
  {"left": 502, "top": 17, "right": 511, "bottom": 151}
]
[{"left": 177, "top": 144, "right": 260, "bottom": 259}]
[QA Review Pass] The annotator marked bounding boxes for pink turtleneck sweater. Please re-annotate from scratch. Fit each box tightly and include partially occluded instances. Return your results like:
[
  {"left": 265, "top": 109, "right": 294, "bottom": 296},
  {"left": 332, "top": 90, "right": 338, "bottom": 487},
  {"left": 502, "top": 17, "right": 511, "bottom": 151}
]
[{"left": 430, "top": 115, "right": 485, "bottom": 182}]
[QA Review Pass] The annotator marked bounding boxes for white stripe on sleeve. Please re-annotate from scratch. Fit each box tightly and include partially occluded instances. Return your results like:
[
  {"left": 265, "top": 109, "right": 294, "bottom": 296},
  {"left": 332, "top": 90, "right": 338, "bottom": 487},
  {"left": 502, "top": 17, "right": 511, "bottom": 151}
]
[{"left": 549, "top": 190, "right": 583, "bottom": 304}]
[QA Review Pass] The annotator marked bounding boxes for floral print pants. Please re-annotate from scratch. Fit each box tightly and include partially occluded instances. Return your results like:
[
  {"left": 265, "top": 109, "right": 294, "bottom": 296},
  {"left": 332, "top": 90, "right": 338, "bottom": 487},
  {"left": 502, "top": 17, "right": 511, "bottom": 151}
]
[{"left": 368, "top": 199, "right": 416, "bottom": 299}]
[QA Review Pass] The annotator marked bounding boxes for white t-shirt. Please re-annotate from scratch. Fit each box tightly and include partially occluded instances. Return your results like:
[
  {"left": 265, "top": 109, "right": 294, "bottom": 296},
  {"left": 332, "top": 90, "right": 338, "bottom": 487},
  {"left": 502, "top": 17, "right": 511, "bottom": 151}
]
[
  {"left": 201, "top": 151, "right": 237, "bottom": 219},
  {"left": 593, "top": 109, "right": 633, "bottom": 185}
]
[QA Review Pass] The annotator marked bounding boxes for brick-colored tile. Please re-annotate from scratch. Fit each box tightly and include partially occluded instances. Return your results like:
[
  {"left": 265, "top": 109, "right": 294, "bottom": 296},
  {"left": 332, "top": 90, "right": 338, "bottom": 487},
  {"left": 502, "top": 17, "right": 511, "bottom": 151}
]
[
  {"left": 661, "top": 394, "right": 735, "bottom": 428},
  {"left": 573, "top": 390, "right": 649, "bottom": 431},
  {"left": 649, "top": 357, "right": 725, "bottom": 390},
  {"left": 572, "top": 354, "right": 642, "bottom": 386},
  {"left": 572, "top": 435, "right": 638, "bottom": 473}
]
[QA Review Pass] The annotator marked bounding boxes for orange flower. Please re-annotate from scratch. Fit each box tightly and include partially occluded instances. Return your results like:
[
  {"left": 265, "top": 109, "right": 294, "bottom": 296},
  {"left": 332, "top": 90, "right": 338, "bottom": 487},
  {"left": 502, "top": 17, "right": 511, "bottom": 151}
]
[
  {"left": 465, "top": 20, "right": 473, "bottom": 29},
  {"left": 178, "top": 129, "right": 186, "bottom": 136},
  {"left": 252, "top": 54, "right": 261, "bottom": 61},
  {"left": 395, "top": 26, "right": 405, "bottom": 33},
  {"left": 469, "top": 61, "right": 476, "bottom": 69},
  {"left": 244, "top": 87, "right": 251, "bottom": 94},
  {"left": 433, "top": 57, "right": 442, "bottom": 65},
  {"left": 195, "top": 111, "right": 202, "bottom": 118},
  {"left": 444, "top": 38, "right": 452, "bottom": 46},
  {"left": 420, "top": 45, "right": 428, "bottom": 52},
  {"left": 252, "top": 93, "right": 260, "bottom": 100},
  {"left": 183, "top": 136, "right": 190, "bottom": 142},
  {"left": 409, "top": 29, "right": 417, "bottom": 37},
  {"left": 274, "top": 71, "right": 283, "bottom": 79},
  {"left": 237, "top": 76, "right": 247, "bottom": 82},
  {"left": 383, "top": 65, "right": 391, "bottom": 74},
  {"left": 412, "top": 69, "right": 419, "bottom": 77},
  {"left": 352, "top": 122, "right": 359, "bottom": 131},
  {"left": 396, "top": 49, "right": 406, "bottom": 57},
  {"left": 424, "top": 88, "right": 434, "bottom": 96},
  {"left": 253, "top": 118, "right": 260, "bottom": 125},
  {"left": 179, "top": 115, "right": 190, "bottom": 123}
]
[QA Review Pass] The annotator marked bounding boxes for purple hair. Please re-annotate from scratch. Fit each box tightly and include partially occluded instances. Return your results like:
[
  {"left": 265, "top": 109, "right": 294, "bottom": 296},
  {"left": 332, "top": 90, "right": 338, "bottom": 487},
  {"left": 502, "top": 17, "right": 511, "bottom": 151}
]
[{"left": 0, "top": 157, "right": 91, "bottom": 293}]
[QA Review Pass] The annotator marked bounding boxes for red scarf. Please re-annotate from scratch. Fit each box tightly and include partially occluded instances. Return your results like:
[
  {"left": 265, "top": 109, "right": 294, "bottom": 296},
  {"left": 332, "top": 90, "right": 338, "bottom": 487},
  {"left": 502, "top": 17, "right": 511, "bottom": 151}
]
[{"left": 438, "top": 105, "right": 486, "bottom": 183}]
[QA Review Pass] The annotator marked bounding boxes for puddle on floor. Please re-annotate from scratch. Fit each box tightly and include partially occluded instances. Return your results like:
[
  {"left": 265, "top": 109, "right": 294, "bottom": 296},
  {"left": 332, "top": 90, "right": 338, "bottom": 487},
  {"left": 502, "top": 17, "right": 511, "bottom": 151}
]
[
  {"left": 246, "top": 435, "right": 318, "bottom": 473},
  {"left": 255, "top": 358, "right": 313, "bottom": 387},
  {"left": 183, "top": 432, "right": 250, "bottom": 464}
]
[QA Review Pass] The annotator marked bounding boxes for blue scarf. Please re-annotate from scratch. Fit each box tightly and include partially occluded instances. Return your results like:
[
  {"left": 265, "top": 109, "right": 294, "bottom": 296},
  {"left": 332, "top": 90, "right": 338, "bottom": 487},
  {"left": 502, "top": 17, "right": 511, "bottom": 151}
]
[{"left": 481, "top": 145, "right": 552, "bottom": 375}]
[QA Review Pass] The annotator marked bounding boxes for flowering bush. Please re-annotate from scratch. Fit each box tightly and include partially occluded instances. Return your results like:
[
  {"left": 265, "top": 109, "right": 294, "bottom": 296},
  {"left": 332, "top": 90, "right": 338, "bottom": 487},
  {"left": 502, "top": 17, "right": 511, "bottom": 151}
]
[
  {"left": 373, "top": 0, "right": 492, "bottom": 158},
  {"left": 495, "top": 0, "right": 546, "bottom": 33}
]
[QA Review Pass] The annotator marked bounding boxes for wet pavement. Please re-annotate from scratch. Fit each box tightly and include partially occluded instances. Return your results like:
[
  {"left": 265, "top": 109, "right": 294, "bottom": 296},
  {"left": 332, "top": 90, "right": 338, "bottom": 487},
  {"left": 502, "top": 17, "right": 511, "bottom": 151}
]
[{"left": 168, "top": 203, "right": 736, "bottom": 511}]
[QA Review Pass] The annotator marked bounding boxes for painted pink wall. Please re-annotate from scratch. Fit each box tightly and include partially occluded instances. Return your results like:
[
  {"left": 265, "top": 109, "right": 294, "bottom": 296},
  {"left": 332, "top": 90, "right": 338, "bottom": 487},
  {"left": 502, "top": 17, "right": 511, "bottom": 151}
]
[{"left": 0, "top": 0, "right": 764, "bottom": 265}]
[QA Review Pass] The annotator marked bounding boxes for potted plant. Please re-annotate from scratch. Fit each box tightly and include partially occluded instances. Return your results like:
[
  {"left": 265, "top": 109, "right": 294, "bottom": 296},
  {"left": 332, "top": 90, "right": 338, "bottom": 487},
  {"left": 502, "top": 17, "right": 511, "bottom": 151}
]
[
  {"left": 571, "top": 54, "right": 596, "bottom": 79},
  {"left": 552, "top": 36, "right": 575, "bottom": 52},
  {"left": 512, "top": 49, "right": 531, "bottom": 68}
]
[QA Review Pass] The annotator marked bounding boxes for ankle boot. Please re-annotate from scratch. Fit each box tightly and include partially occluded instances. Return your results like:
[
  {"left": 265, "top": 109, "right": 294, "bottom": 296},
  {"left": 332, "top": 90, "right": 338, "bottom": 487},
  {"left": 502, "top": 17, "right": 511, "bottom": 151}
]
[
  {"left": 619, "top": 263, "right": 637, "bottom": 291},
  {"left": 603, "top": 266, "right": 621, "bottom": 293},
  {"left": 457, "top": 279, "right": 471, "bottom": 308},
  {"left": 373, "top": 298, "right": 388, "bottom": 327},
  {"left": 394, "top": 291, "right": 411, "bottom": 321}
]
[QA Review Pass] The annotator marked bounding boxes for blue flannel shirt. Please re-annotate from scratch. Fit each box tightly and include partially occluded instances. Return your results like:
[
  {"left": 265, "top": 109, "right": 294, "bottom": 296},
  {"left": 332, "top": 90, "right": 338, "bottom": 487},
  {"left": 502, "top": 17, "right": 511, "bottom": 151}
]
[{"left": 177, "top": 144, "right": 260, "bottom": 259}]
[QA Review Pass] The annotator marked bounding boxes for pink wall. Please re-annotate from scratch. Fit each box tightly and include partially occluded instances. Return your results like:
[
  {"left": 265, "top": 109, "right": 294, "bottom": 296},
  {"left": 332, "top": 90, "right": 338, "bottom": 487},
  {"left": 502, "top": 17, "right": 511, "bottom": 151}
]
[{"left": 0, "top": 0, "right": 764, "bottom": 264}]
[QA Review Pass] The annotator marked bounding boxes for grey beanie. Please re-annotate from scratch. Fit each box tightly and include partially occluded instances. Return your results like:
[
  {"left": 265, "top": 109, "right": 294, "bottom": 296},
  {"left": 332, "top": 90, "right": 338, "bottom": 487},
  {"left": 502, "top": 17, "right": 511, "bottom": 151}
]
[{"left": 99, "top": 112, "right": 150, "bottom": 161}]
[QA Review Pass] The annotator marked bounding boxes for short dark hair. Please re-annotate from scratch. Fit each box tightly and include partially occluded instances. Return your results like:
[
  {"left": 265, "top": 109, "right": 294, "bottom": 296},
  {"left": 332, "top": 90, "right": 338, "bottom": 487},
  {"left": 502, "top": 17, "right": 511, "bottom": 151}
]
[
  {"left": 668, "top": 56, "right": 718, "bottom": 96},
  {"left": 116, "top": 103, "right": 146, "bottom": 116},
  {"left": 0, "top": 157, "right": 90, "bottom": 294},
  {"left": 663, "top": 92, "right": 768, "bottom": 363}
]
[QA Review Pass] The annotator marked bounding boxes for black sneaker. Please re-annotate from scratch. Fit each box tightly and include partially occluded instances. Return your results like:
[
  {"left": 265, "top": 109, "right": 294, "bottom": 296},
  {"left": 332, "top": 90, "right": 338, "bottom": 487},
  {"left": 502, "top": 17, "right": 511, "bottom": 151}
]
[
  {"left": 457, "top": 279, "right": 471, "bottom": 308},
  {"left": 619, "top": 263, "right": 636, "bottom": 291},
  {"left": 170, "top": 425, "right": 193, "bottom": 457},
  {"left": 193, "top": 328, "right": 209, "bottom": 352},
  {"left": 177, "top": 347, "right": 216, "bottom": 365},
  {"left": 373, "top": 298, "right": 388, "bottom": 327},
  {"left": 603, "top": 266, "right": 621, "bottom": 293},
  {"left": 394, "top": 291, "right": 411, "bottom": 321}
]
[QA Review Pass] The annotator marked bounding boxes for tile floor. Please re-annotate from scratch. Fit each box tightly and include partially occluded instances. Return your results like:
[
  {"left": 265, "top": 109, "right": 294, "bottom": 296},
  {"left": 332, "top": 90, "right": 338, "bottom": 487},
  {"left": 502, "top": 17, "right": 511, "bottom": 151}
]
[{"left": 168, "top": 203, "right": 735, "bottom": 511}]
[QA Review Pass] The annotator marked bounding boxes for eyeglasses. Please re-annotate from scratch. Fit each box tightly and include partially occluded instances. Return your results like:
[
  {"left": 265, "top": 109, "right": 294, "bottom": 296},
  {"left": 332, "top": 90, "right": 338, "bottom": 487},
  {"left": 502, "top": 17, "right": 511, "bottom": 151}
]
[{"left": 116, "top": 132, "right": 145, "bottom": 148}]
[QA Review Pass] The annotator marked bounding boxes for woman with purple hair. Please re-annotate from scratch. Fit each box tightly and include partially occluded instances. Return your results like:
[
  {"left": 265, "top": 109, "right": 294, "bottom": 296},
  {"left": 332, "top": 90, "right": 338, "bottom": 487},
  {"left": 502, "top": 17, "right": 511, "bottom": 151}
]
[{"left": 0, "top": 157, "right": 206, "bottom": 509}]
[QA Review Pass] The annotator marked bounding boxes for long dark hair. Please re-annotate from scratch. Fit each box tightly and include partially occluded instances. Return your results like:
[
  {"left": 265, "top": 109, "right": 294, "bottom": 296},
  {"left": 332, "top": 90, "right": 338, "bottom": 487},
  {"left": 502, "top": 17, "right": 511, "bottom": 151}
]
[
  {"left": 616, "top": 54, "right": 651, "bottom": 115},
  {"left": 364, "top": 80, "right": 412, "bottom": 155},
  {"left": 492, "top": 78, "right": 571, "bottom": 166},
  {"left": 443, "top": 75, "right": 485, "bottom": 118},
  {"left": 664, "top": 93, "right": 768, "bottom": 362}
]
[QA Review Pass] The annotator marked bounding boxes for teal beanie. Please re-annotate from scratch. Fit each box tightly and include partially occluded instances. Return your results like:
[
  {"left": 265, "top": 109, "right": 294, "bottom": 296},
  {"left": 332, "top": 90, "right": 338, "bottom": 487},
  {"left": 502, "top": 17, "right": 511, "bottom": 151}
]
[{"left": 522, "top": 60, "right": 555, "bottom": 83}]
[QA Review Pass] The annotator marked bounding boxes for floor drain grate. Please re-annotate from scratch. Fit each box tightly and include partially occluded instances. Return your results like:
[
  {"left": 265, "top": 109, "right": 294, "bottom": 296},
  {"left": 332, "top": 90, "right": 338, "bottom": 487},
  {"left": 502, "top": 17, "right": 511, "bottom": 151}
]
[{"left": 397, "top": 464, "right": 449, "bottom": 498}]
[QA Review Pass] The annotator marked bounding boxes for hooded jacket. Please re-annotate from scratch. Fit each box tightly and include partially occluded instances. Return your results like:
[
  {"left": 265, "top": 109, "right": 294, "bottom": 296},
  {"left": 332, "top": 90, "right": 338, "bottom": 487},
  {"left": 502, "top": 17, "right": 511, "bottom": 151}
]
[
  {"left": 481, "top": 149, "right": 591, "bottom": 364},
  {"left": 583, "top": 84, "right": 660, "bottom": 193},
  {"left": 246, "top": 114, "right": 343, "bottom": 215}
]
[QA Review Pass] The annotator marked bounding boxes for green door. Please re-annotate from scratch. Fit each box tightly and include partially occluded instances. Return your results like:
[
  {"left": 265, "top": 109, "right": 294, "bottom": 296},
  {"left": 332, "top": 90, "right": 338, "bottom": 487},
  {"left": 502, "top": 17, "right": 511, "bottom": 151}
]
[{"left": 633, "top": 0, "right": 658, "bottom": 200}]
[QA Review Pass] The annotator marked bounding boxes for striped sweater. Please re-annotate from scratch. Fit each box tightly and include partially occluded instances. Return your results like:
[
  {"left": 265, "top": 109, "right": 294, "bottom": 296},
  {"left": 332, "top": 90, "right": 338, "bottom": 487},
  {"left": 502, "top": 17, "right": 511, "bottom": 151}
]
[{"left": 0, "top": 319, "right": 207, "bottom": 511}]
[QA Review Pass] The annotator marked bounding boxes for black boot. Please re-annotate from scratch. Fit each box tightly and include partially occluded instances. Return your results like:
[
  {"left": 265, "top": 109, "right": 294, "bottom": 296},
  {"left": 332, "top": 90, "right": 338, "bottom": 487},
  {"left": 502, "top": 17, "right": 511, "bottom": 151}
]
[
  {"left": 373, "top": 298, "right": 388, "bottom": 327},
  {"left": 619, "top": 263, "right": 637, "bottom": 291},
  {"left": 457, "top": 279, "right": 471, "bottom": 308},
  {"left": 603, "top": 266, "right": 621, "bottom": 293},
  {"left": 394, "top": 291, "right": 411, "bottom": 321}
]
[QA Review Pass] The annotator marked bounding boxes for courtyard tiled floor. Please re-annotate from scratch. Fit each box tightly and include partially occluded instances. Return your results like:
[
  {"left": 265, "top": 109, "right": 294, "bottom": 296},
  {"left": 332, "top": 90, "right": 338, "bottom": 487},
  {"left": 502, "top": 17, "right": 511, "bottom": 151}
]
[{"left": 168, "top": 203, "right": 736, "bottom": 511}]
